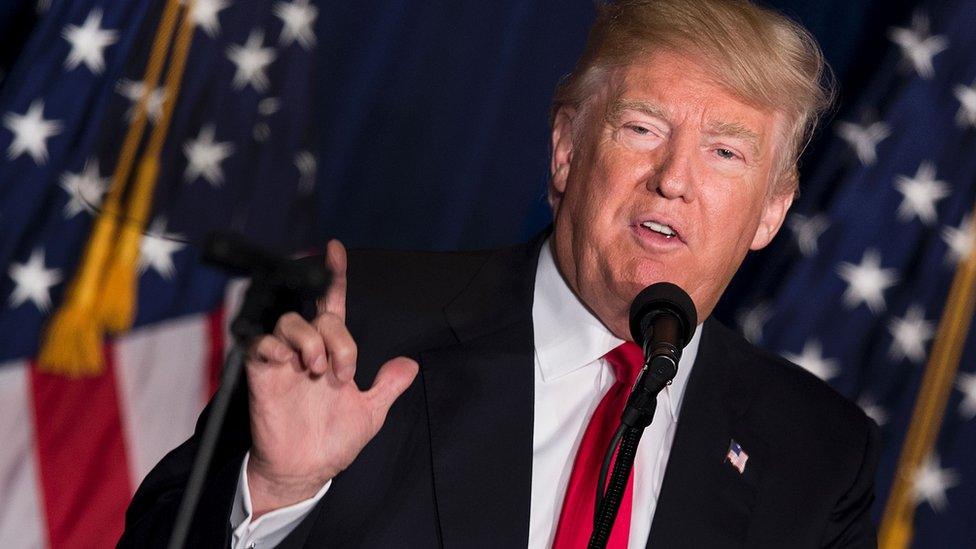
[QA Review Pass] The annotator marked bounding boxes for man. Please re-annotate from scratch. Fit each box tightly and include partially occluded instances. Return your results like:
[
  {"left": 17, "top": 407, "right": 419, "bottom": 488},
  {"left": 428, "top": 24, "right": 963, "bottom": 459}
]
[{"left": 121, "top": 1, "right": 880, "bottom": 547}]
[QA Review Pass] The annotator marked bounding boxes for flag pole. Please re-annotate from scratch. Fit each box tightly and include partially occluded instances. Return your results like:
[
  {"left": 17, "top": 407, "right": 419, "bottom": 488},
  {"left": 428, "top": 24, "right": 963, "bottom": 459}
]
[{"left": 878, "top": 203, "right": 976, "bottom": 548}]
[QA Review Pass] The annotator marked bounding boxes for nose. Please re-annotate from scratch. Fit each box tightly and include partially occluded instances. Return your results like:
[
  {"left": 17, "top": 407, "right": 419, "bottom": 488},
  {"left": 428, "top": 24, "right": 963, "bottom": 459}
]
[{"left": 646, "top": 139, "right": 695, "bottom": 202}]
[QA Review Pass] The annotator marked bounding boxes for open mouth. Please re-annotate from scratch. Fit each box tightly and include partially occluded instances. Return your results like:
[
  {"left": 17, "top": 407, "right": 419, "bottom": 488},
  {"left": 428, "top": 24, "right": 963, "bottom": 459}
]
[{"left": 640, "top": 220, "right": 678, "bottom": 239}]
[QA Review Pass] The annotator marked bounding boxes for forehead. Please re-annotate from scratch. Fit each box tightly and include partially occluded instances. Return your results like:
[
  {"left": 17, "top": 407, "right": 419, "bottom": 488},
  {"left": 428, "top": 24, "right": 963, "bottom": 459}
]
[{"left": 599, "top": 51, "right": 784, "bottom": 149}]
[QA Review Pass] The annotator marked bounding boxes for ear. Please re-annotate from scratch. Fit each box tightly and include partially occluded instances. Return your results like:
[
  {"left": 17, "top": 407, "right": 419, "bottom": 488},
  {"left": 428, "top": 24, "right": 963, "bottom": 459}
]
[
  {"left": 549, "top": 107, "right": 576, "bottom": 211},
  {"left": 749, "top": 188, "right": 794, "bottom": 250}
]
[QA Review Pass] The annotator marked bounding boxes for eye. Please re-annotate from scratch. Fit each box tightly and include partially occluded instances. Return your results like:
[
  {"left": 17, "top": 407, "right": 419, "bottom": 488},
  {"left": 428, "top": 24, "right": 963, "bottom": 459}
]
[
  {"left": 615, "top": 119, "right": 666, "bottom": 151},
  {"left": 715, "top": 148, "right": 740, "bottom": 160},
  {"left": 626, "top": 124, "right": 652, "bottom": 136}
]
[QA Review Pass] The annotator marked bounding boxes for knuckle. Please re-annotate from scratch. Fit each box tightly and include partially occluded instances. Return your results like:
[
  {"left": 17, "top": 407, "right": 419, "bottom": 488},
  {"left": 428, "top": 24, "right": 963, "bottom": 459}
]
[
  {"left": 273, "top": 312, "right": 302, "bottom": 335},
  {"left": 299, "top": 337, "right": 325, "bottom": 359},
  {"left": 332, "top": 342, "right": 357, "bottom": 365},
  {"left": 296, "top": 333, "right": 325, "bottom": 359},
  {"left": 248, "top": 336, "right": 274, "bottom": 361}
]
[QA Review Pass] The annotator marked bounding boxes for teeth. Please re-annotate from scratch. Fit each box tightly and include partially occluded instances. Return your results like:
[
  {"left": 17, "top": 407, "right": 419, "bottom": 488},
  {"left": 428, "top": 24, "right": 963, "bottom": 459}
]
[{"left": 641, "top": 220, "right": 676, "bottom": 237}]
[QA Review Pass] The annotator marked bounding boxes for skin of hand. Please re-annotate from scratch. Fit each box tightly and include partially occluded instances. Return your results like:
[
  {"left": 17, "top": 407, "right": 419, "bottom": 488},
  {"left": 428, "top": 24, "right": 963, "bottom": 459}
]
[{"left": 244, "top": 240, "right": 420, "bottom": 518}]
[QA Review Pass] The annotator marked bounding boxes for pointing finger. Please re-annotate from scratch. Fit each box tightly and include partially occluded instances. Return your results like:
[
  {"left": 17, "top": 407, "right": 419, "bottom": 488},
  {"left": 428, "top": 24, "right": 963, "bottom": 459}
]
[
  {"left": 318, "top": 240, "right": 347, "bottom": 322},
  {"left": 313, "top": 313, "right": 358, "bottom": 381}
]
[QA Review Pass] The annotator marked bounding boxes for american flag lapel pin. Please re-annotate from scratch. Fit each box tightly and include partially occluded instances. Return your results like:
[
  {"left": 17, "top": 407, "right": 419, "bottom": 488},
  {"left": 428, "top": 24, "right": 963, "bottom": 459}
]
[{"left": 725, "top": 439, "right": 749, "bottom": 474}]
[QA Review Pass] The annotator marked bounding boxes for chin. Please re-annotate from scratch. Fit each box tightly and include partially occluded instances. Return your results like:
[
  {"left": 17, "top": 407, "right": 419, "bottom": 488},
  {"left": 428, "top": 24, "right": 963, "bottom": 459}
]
[{"left": 629, "top": 258, "right": 673, "bottom": 290}]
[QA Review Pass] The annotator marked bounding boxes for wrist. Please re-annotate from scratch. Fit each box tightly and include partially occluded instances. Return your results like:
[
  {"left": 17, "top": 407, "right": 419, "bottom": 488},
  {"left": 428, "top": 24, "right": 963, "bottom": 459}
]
[{"left": 246, "top": 457, "right": 334, "bottom": 518}]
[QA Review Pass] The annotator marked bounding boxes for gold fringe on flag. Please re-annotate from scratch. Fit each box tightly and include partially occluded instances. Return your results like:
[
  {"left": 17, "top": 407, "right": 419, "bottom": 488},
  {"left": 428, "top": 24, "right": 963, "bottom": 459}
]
[
  {"left": 38, "top": 0, "right": 186, "bottom": 376},
  {"left": 878, "top": 202, "right": 976, "bottom": 548},
  {"left": 100, "top": 3, "right": 196, "bottom": 332}
]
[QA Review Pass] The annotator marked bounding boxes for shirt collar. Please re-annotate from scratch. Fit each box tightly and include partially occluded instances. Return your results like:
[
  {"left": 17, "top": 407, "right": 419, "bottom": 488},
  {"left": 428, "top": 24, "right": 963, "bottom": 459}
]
[
  {"left": 533, "top": 239, "right": 623, "bottom": 382},
  {"left": 532, "top": 238, "right": 702, "bottom": 420}
]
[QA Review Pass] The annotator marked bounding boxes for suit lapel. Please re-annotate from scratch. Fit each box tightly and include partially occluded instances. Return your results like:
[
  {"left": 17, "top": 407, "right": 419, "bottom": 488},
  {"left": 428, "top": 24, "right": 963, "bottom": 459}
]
[
  {"left": 646, "top": 319, "right": 764, "bottom": 547},
  {"left": 420, "top": 236, "right": 544, "bottom": 547}
]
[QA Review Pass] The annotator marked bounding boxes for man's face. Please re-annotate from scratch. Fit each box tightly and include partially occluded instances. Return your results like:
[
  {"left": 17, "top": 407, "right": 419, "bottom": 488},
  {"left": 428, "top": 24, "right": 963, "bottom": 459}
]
[{"left": 549, "top": 50, "right": 794, "bottom": 339}]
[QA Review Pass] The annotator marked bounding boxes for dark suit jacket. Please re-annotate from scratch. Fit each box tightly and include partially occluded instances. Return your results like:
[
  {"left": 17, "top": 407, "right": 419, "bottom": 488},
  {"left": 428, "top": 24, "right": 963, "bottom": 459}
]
[{"left": 120, "top": 235, "right": 880, "bottom": 548}]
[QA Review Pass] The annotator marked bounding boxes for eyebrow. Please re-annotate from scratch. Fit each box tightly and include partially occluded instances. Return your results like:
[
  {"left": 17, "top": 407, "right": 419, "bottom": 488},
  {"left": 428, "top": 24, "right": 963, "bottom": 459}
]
[
  {"left": 606, "top": 99, "right": 669, "bottom": 124},
  {"left": 705, "top": 121, "right": 762, "bottom": 159}
]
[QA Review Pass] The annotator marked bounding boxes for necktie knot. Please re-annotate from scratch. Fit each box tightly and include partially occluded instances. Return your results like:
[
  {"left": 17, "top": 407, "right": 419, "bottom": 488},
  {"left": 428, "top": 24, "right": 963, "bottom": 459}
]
[{"left": 603, "top": 341, "right": 644, "bottom": 388}]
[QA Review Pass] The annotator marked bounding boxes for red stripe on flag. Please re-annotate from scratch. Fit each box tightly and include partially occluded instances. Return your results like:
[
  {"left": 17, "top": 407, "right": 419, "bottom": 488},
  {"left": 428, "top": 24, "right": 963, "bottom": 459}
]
[
  {"left": 207, "top": 306, "right": 226, "bottom": 399},
  {"left": 30, "top": 344, "right": 132, "bottom": 549}
]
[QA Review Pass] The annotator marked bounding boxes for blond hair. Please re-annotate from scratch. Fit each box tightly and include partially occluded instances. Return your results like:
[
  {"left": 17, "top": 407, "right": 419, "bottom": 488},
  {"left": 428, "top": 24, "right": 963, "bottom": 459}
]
[{"left": 552, "top": 0, "right": 835, "bottom": 196}]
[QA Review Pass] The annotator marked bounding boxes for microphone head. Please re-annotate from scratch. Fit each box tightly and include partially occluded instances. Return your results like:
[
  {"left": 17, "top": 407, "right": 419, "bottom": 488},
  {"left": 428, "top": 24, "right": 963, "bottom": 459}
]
[{"left": 628, "top": 282, "right": 697, "bottom": 348}]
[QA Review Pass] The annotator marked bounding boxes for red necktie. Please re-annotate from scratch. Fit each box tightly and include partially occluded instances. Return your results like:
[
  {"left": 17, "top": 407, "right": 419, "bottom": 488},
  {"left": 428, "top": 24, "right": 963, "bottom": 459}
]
[{"left": 551, "top": 341, "right": 645, "bottom": 549}]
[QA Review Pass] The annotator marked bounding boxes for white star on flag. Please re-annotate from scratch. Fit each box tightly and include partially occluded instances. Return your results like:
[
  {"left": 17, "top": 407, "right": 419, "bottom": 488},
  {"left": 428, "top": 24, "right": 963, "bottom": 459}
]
[
  {"left": 8, "top": 248, "right": 62, "bottom": 312},
  {"left": 62, "top": 8, "right": 118, "bottom": 74},
  {"left": 942, "top": 213, "right": 974, "bottom": 265},
  {"left": 836, "top": 121, "right": 890, "bottom": 166},
  {"left": 956, "top": 372, "right": 976, "bottom": 420},
  {"left": 911, "top": 454, "right": 959, "bottom": 512},
  {"left": 139, "top": 218, "right": 186, "bottom": 280},
  {"left": 954, "top": 80, "right": 976, "bottom": 129},
  {"left": 183, "top": 124, "right": 234, "bottom": 186},
  {"left": 227, "top": 30, "right": 276, "bottom": 92},
  {"left": 887, "top": 305, "right": 935, "bottom": 364},
  {"left": 60, "top": 159, "right": 109, "bottom": 218},
  {"left": 782, "top": 340, "right": 839, "bottom": 381},
  {"left": 788, "top": 213, "right": 830, "bottom": 256},
  {"left": 887, "top": 12, "right": 948, "bottom": 79},
  {"left": 894, "top": 161, "right": 950, "bottom": 225},
  {"left": 116, "top": 79, "right": 167, "bottom": 123},
  {"left": 856, "top": 395, "right": 888, "bottom": 427},
  {"left": 186, "top": 0, "right": 231, "bottom": 38},
  {"left": 274, "top": 0, "right": 318, "bottom": 49},
  {"left": 837, "top": 249, "right": 899, "bottom": 314},
  {"left": 295, "top": 150, "right": 317, "bottom": 194},
  {"left": 3, "top": 99, "right": 63, "bottom": 164},
  {"left": 736, "top": 302, "right": 772, "bottom": 344},
  {"left": 258, "top": 97, "right": 281, "bottom": 116}
]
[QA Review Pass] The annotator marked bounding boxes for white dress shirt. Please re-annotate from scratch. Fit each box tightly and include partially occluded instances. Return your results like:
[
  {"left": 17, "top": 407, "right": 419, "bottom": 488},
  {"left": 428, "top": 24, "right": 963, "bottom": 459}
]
[{"left": 230, "top": 240, "right": 701, "bottom": 548}]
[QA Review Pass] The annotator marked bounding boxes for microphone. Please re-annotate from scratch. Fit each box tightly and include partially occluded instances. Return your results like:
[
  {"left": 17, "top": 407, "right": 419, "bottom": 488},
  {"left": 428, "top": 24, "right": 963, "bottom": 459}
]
[
  {"left": 590, "top": 282, "right": 699, "bottom": 547},
  {"left": 621, "top": 282, "right": 697, "bottom": 428},
  {"left": 201, "top": 231, "right": 331, "bottom": 344}
]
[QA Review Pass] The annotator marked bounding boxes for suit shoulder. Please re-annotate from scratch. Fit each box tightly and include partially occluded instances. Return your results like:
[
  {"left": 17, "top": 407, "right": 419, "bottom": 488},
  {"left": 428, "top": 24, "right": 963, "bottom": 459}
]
[
  {"left": 340, "top": 243, "right": 536, "bottom": 351},
  {"left": 711, "top": 321, "right": 875, "bottom": 449},
  {"left": 346, "top": 247, "right": 496, "bottom": 307}
]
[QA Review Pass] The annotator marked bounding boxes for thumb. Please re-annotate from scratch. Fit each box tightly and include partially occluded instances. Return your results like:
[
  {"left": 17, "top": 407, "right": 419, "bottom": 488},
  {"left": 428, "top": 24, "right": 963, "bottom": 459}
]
[{"left": 367, "top": 357, "right": 419, "bottom": 419}]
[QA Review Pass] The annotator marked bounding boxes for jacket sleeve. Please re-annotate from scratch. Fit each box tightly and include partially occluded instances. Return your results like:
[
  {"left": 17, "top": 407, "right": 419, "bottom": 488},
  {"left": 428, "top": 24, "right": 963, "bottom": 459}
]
[
  {"left": 117, "top": 375, "right": 252, "bottom": 548},
  {"left": 820, "top": 416, "right": 882, "bottom": 548}
]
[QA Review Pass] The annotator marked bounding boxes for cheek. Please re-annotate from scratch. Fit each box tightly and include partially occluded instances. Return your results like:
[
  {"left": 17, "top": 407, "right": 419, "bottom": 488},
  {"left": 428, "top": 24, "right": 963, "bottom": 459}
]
[
  {"left": 694, "top": 190, "right": 766, "bottom": 275},
  {"left": 563, "top": 160, "right": 625, "bottom": 228}
]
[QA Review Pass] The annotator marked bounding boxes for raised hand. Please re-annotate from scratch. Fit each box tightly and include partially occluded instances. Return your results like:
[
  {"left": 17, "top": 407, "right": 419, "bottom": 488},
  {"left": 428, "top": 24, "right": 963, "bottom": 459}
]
[{"left": 244, "top": 240, "right": 419, "bottom": 517}]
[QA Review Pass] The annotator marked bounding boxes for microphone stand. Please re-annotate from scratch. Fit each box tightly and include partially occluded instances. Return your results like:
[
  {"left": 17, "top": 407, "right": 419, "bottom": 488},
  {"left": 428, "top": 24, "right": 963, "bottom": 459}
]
[
  {"left": 166, "top": 234, "right": 328, "bottom": 549},
  {"left": 588, "top": 340, "right": 679, "bottom": 549},
  {"left": 166, "top": 344, "right": 247, "bottom": 549}
]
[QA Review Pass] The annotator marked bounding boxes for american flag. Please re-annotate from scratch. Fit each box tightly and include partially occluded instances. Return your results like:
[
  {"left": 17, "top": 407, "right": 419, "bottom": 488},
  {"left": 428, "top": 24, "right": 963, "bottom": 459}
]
[
  {"left": 0, "top": 0, "right": 319, "bottom": 546},
  {"left": 725, "top": 439, "right": 749, "bottom": 475},
  {"left": 716, "top": 2, "right": 976, "bottom": 546}
]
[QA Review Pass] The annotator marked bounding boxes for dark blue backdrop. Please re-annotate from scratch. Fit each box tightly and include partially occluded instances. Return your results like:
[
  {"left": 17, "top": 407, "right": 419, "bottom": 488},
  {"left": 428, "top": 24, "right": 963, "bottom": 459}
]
[{"left": 305, "top": 0, "right": 915, "bottom": 252}]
